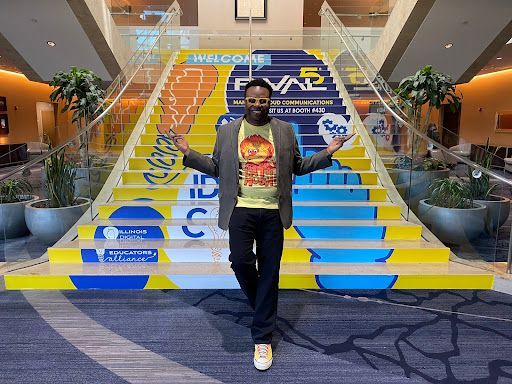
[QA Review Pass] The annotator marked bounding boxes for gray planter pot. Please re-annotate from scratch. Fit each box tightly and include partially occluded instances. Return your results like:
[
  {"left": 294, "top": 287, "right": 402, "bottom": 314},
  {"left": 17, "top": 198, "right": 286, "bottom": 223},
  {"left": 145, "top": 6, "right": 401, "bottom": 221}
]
[
  {"left": 418, "top": 199, "right": 487, "bottom": 244},
  {"left": 74, "top": 165, "right": 114, "bottom": 199},
  {"left": 474, "top": 195, "right": 511, "bottom": 233},
  {"left": 25, "top": 197, "right": 91, "bottom": 245},
  {"left": 388, "top": 168, "right": 450, "bottom": 212},
  {"left": 0, "top": 195, "right": 38, "bottom": 239}
]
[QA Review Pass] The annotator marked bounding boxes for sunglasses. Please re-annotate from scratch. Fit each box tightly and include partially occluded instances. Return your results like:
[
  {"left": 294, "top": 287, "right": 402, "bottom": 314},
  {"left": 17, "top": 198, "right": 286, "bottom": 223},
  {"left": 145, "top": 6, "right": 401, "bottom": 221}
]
[{"left": 245, "top": 97, "right": 271, "bottom": 105}]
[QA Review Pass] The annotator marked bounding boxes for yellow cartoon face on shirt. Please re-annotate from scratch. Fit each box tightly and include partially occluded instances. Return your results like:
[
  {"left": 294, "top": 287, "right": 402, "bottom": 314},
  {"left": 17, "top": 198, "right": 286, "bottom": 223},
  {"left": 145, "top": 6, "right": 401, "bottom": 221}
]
[{"left": 240, "top": 134, "right": 274, "bottom": 164}]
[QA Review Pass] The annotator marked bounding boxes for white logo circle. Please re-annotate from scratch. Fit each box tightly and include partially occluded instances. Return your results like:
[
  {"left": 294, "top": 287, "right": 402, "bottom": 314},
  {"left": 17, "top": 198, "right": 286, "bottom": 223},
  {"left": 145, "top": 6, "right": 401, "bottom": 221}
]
[
  {"left": 317, "top": 113, "right": 354, "bottom": 147},
  {"left": 103, "top": 226, "right": 119, "bottom": 239}
]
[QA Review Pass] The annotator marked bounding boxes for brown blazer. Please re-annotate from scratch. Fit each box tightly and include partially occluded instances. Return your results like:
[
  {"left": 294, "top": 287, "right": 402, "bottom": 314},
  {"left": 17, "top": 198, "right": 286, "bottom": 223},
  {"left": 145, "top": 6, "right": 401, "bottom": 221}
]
[{"left": 183, "top": 116, "right": 332, "bottom": 230}]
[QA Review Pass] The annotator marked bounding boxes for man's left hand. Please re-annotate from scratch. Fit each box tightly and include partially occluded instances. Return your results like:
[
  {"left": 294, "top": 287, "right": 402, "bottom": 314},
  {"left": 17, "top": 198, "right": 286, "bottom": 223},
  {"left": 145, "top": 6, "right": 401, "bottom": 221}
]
[{"left": 327, "top": 133, "right": 356, "bottom": 154}]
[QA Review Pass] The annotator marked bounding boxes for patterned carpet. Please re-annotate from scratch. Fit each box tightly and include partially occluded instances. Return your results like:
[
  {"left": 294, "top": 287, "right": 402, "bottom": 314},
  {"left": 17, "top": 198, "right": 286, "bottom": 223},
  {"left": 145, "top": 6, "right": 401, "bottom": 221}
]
[{"left": 1, "top": 289, "right": 511, "bottom": 383}]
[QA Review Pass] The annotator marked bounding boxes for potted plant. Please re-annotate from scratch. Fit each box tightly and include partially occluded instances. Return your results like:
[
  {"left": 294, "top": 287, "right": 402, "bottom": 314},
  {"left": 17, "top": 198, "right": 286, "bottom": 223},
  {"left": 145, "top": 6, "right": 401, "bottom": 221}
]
[
  {"left": 395, "top": 65, "right": 462, "bottom": 155},
  {"left": 469, "top": 138, "right": 510, "bottom": 233},
  {"left": 25, "top": 148, "right": 91, "bottom": 245},
  {"left": 0, "top": 178, "right": 38, "bottom": 238},
  {"left": 418, "top": 178, "right": 486, "bottom": 244}
]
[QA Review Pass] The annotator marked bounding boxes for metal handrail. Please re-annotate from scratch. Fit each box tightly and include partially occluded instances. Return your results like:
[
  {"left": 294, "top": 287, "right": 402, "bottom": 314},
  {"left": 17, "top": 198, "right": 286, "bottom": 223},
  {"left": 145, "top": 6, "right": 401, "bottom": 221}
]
[
  {"left": 0, "top": 7, "right": 181, "bottom": 183},
  {"left": 319, "top": 2, "right": 512, "bottom": 188}
]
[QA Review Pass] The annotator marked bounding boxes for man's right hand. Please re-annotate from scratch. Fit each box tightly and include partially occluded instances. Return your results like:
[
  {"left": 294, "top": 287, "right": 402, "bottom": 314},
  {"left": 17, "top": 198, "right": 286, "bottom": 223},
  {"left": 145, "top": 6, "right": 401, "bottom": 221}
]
[{"left": 166, "top": 131, "right": 190, "bottom": 156}]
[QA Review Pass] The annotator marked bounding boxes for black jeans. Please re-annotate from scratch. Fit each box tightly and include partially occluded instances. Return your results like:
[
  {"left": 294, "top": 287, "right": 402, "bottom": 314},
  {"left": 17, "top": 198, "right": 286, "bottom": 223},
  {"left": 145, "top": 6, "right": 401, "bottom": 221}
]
[{"left": 228, "top": 207, "right": 284, "bottom": 344}]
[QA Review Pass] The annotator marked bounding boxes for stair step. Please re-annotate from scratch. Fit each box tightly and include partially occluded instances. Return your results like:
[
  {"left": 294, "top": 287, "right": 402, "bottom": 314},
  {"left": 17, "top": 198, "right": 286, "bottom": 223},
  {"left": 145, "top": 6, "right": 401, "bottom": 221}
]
[
  {"left": 161, "top": 79, "right": 338, "bottom": 87},
  {"left": 112, "top": 184, "right": 388, "bottom": 202},
  {"left": 128, "top": 157, "right": 372, "bottom": 171},
  {"left": 4, "top": 262, "right": 493, "bottom": 290},
  {"left": 48, "top": 239, "right": 448, "bottom": 264},
  {"left": 120, "top": 169, "right": 378, "bottom": 186},
  {"left": 77, "top": 219, "right": 421, "bottom": 241},
  {"left": 142, "top": 125, "right": 361, "bottom": 139},
  {"left": 156, "top": 96, "right": 343, "bottom": 106},
  {"left": 99, "top": 200, "right": 400, "bottom": 220},
  {"left": 166, "top": 69, "right": 333, "bottom": 78},
  {"left": 149, "top": 113, "right": 348, "bottom": 125},
  {"left": 134, "top": 144, "right": 366, "bottom": 158}
]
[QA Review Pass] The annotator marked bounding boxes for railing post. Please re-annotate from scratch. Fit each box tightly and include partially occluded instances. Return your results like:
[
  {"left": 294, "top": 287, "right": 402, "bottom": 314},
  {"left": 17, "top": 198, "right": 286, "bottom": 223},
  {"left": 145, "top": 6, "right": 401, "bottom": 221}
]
[{"left": 249, "top": 6, "right": 253, "bottom": 81}]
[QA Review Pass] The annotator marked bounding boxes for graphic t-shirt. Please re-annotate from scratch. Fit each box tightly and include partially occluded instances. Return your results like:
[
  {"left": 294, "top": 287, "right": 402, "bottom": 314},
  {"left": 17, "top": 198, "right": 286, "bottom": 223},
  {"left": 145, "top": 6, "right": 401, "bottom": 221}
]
[{"left": 236, "top": 120, "right": 279, "bottom": 209}]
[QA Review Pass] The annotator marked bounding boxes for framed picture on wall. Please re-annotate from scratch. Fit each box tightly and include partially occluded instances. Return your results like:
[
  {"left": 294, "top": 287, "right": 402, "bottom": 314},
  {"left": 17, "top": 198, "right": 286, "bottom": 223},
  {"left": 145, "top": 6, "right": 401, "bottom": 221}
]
[
  {"left": 235, "top": 0, "right": 267, "bottom": 20},
  {"left": 0, "top": 114, "right": 8, "bottom": 134},
  {"left": 495, "top": 111, "right": 512, "bottom": 133},
  {"left": 0, "top": 96, "right": 6, "bottom": 112}
]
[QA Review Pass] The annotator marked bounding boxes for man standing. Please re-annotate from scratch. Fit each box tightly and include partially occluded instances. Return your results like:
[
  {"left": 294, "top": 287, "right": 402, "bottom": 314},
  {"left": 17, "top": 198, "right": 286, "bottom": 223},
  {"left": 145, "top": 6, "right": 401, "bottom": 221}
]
[{"left": 168, "top": 78, "right": 353, "bottom": 370}]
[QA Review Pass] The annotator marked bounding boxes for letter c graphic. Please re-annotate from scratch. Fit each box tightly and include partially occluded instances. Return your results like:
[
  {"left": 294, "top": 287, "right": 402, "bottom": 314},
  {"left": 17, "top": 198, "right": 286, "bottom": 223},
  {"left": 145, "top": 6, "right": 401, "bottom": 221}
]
[{"left": 182, "top": 207, "right": 207, "bottom": 238}]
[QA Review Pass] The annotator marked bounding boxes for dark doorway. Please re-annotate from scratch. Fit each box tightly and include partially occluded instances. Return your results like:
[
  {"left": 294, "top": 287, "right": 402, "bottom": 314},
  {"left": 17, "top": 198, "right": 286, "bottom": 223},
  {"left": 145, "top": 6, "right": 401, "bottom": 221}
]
[{"left": 440, "top": 104, "right": 461, "bottom": 148}]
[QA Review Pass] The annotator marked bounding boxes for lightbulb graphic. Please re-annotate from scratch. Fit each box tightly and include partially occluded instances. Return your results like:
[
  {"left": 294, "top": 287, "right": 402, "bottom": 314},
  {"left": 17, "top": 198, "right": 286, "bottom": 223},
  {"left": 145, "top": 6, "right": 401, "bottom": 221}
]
[{"left": 96, "top": 248, "right": 106, "bottom": 263}]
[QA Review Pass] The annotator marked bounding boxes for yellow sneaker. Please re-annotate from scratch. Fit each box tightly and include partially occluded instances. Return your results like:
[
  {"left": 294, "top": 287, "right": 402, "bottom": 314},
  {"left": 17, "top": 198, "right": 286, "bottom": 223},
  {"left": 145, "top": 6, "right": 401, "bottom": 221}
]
[{"left": 254, "top": 343, "right": 273, "bottom": 371}]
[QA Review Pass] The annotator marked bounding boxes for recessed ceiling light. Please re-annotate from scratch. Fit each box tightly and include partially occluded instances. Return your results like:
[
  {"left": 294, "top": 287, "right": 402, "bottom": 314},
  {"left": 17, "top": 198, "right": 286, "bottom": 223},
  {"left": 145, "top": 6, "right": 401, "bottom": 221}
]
[
  {"left": 497, "top": 57, "right": 503, "bottom": 60},
  {"left": 444, "top": 43, "right": 453, "bottom": 49},
  {"left": 46, "top": 41, "right": 56, "bottom": 47}
]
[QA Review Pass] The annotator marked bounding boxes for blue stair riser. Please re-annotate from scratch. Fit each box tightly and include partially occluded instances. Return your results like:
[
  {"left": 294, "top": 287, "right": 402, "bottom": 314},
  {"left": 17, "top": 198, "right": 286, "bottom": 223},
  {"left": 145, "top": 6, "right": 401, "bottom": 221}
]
[
  {"left": 125, "top": 172, "right": 370, "bottom": 186},
  {"left": 104, "top": 205, "right": 387, "bottom": 220},
  {"left": 53, "top": 248, "right": 405, "bottom": 263},
  {"left": 143, "top": 135, "right": 354, "bottom": 149},
  {"left": 220, "top": 69, "right": 332, "bottom": 77},
  {"left": 11, "top": 275, "right": 406, "bottom": 290},
  {"left": 129, "top": 158, "right": 368, "bottom": 172},
  {"left": 79, "top": 225, "right": 400, "bottom": 240},
  {"left": 115, "top": 187, "right": 380, "bottom": 201}
]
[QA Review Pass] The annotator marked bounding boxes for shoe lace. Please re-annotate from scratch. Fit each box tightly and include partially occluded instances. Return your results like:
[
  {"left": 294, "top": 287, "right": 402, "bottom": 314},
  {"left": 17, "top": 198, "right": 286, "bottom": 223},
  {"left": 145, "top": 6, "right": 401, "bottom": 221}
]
[{"left": 257, "top": 344, "right": 269, "bottom": 358}]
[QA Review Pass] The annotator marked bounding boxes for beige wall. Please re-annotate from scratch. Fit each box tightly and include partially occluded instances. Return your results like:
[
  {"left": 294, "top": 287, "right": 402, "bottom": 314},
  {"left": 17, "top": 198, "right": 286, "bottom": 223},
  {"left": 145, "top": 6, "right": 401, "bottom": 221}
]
[
  {"left": 0, "top": 71, "right": 73, "bottom": 145},
  {"left": 456, "top": 69, "right": 512, "bottom": 147},
  {"left": 197, "top": 0, "right": 304, "bottom": 49}
]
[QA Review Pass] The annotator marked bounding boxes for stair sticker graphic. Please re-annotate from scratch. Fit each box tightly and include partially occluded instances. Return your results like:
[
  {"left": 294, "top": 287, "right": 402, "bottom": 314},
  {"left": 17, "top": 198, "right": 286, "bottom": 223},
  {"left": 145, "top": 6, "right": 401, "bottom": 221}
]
[{"left": 5, "top": 49, "right": 492, "bottom": 290}]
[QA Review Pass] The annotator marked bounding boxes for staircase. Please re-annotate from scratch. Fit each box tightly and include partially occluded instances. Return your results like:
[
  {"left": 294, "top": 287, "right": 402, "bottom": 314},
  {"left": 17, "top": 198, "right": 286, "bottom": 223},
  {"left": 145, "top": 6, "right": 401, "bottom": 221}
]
[{"left": 5, "top": 49, "right": 493, "bottom": 290}]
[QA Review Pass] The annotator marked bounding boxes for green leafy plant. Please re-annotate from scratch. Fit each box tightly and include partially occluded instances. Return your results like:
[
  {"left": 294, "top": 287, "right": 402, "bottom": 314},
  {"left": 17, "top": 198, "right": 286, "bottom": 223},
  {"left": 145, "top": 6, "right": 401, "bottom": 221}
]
[
  {"left": 49, "top": 67, "right": 105, "bottom": 124},
  {"left": 394, "top": 155, "right": 413, "bottom": 170},
  {"left": 422, "top": 158, "right": 448, "bottom": 171},
  {"left": 395, "top": 65, "right": 462, "bottom": 153},
  {"left": 49, "top": 67, "right": 105, "bottom": 168},
  {"left": 0, "top": 178, "right": 33, "bottom": 203},
  {"left": 393, "top": 155, "right": 447, "bottom": 171},
  {"left": 428, "top": 178, "right": 473, "bottom": 209},
  {"left": 44, "top": 148, "right": 77, "bottom": 208},
  {"left": 468, "top": 138, "right": 499, "bottom": 200}
]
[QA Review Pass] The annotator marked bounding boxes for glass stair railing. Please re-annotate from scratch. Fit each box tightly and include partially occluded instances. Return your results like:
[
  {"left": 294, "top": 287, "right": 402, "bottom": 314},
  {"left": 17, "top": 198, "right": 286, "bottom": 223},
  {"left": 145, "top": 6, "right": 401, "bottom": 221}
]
[
  {"left": 320, "top": 1, "right": 512, "bottom": 277},
  {"left": 0, "top": 7, "right": 182, "bottom": 268}
]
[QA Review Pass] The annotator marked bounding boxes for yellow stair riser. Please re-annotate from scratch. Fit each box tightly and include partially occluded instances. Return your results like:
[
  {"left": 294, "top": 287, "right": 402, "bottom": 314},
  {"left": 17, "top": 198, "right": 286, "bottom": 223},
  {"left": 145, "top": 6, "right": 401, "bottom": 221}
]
[
  {"left": 47, "top": 247, "right": 447, "bottom": 264},
  {"left": 98, "top": 203, "right": 400, "bottom": 220},
  {"left": 4, "top": 274, "right": 493, "bottom": 290},
  {"left": 120, "top": 171, "right": 379, "bottom": 186},
  {"left": 134, "top": 145, "right": 366, "bottom": 158},
  {"left": 128, "top": 157, "right": 373, "bottom": 171},
  {"left": 149, "top": 114, "right": 356, "bottom": 126},
  {"left": 112, "top": 186, "right": 388, "bottom": 201},
  {"left": 143, "top": 125, "right": 363, "bottom": 146}
]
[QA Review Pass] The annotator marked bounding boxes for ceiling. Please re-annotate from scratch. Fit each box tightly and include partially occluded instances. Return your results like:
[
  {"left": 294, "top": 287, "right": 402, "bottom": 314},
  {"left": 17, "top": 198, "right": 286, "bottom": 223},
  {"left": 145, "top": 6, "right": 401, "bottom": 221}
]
[
  {"left": 478, "top": 40, "right": 512, "bottom": 75},
  {"left": 382, "top": 0, "right": 512, "bottom": 84},
  {"left": 0, "top": 0, "right": 119, "bottom": 82},
  {"left": 1, "top": 0, "right": 511, "bottom": 84}
]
